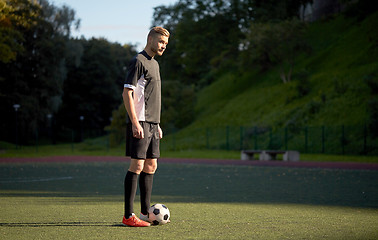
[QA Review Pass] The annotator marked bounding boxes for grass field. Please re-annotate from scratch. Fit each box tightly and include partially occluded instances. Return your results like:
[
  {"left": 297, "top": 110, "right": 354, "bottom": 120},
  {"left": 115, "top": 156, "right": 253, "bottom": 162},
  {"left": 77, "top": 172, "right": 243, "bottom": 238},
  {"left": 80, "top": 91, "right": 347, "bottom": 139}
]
[
  {"left": 1, "top": 160, "right": 378, "bottom": 239},
  {"left": 2, "top": 140, "right": 378, "bottom": 164}
]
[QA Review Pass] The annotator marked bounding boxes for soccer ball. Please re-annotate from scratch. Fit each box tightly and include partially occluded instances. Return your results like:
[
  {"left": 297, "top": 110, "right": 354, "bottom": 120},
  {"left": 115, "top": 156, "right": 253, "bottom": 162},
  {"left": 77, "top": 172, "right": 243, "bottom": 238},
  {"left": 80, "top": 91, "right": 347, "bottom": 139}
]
[{"left": 148, "top": 203, "right": 170, "bottom": 225}]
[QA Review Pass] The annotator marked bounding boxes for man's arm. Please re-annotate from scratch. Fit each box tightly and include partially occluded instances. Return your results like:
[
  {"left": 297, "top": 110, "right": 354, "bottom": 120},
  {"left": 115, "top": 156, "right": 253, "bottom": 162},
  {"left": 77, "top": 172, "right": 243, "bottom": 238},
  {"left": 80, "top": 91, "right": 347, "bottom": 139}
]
[{"left": 122, "top": 88, "right": 144, "bottom": 139}]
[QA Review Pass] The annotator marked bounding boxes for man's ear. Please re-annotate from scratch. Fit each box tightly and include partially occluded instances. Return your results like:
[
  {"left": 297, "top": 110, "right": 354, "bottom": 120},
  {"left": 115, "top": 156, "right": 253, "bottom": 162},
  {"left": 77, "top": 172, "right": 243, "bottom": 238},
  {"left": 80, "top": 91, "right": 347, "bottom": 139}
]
[{"left": 147, "top": 35, "right": 153, "bottom": 45}]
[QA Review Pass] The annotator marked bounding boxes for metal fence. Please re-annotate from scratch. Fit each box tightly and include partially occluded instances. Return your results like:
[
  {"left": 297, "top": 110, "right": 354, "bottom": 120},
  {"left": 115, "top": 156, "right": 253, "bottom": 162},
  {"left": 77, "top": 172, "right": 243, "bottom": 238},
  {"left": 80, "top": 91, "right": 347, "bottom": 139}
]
[
  {"left": 2, "top": 128, "right": 110, "bottom": 152},
  {"left": 160, "top": 125, "right": 378, "bottom": 155},
  {"left": 2, "top": 125, "right": 377, "bottom": 156}
]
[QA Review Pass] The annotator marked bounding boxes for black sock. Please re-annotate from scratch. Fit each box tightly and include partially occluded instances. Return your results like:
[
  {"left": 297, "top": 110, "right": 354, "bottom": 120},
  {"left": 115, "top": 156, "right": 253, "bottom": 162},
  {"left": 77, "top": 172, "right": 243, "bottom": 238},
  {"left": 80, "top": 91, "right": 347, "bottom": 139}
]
[
  {"left": 139, "top": 171, "right": 154, "bottom": 215},
  {"left": 124, "top": 171, "right": 138, "bottom": 218}
]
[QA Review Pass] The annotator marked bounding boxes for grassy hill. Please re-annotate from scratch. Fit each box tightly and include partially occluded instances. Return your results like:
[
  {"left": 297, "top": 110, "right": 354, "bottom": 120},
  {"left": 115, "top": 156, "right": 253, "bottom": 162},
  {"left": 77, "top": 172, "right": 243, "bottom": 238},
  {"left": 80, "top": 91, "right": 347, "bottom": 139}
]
[
  {"left": 196, "top": 12, "right": 377, "bottom": 127},
  {"left": 161, "top": 12, "right": 378, "bottom": 155}
]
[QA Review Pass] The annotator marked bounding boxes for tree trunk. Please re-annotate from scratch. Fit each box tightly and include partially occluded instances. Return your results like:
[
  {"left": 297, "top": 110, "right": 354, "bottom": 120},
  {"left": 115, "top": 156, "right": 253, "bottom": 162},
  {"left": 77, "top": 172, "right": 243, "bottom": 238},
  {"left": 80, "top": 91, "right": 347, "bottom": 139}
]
[{"left": 280, "top": 71, "right": 287, "bottom": 83}]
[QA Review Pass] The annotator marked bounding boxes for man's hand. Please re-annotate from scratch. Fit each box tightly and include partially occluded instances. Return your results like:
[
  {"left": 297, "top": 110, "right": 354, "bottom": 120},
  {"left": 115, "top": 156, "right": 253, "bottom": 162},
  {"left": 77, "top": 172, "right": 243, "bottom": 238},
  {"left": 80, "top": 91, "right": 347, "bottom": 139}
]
[
  {"left": 132, "top": 123, "right": 144, "bottom": 139},
  {"left": 158, "top": 125, "right": 163, "bottom": 139}
]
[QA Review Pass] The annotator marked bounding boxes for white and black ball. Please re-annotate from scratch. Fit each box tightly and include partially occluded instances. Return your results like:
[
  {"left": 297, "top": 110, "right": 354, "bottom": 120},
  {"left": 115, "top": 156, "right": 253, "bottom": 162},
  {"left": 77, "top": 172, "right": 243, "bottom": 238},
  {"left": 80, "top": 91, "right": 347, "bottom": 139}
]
[{"left": 148, "top": 203, "right": 170, "bottom": 225}]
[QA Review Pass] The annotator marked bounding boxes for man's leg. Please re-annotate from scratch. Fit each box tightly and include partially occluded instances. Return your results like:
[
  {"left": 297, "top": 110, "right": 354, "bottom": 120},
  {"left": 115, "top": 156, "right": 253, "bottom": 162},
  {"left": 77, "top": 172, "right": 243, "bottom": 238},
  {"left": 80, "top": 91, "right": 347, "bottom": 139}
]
[
  {"left": 124, "top": 159, "right": 145, "bottom": 217},
  {"left": 123, "top": 159, "right": 150, "bottom": 227},
  {"left": 139, "top": 158, "right": 157, "bottom": 215}
]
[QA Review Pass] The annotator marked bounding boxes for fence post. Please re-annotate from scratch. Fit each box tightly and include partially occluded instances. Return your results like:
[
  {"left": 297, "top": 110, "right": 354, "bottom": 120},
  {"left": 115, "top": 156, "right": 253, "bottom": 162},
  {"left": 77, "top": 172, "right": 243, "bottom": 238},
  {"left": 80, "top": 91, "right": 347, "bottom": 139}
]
[
  {"left": 363, "top": 124, "right": 367, "bottom": 154},
  {"left": 269, "top": 127, "right": 272, "bottom": 148},
  {"left": 305, "top": 127, "right": 308, "bottom": 153},
  {"left": 71, "top": 130, "right": 75, "bottom": 152},
  {"left": 226, "top": 126, "right": 230, "bottom": 150},
  {"left": 107, "top": 131, "right": 110, "bottom": 152},
  {"left": 173, "top": 132, "right": 176, "bottom": 151},
  {"left": 35, "top": 129, "right": 38, "bottom": 153},
  {"left": 206, "top": 127, "right": 210, "bottom": 149},
  {"left": 240, "top": 126, "right": 244, "bottom": 150},
  {"left": 284, "top": 127, "right": 288, "bottom": 150},
  {"left": 341, "top": 125, "right": 345, "bottom": 155},
  {"left": 322, "top": 126, "right": 325, "bottom": 153}
]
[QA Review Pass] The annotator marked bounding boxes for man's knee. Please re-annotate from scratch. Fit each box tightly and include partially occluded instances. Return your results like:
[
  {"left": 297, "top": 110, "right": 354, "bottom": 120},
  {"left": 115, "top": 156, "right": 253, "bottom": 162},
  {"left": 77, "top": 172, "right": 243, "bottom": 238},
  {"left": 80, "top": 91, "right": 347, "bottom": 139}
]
[
  {"left": 143, "top": 159, "right": 157, "bottom": 174},
  {"left": 128, "top": 159, "right": 145, "bottom": 174}
]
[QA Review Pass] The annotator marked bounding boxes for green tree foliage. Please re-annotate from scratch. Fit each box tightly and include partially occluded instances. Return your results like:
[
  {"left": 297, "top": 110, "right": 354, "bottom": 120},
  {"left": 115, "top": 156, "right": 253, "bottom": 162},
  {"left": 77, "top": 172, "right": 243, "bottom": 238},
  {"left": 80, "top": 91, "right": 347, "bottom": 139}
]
[
  {"left": 151, "top": 0, "right": 252, "bottom": 130},
  {"left": 152, "top": 0, "right": 313, "bottom": 85},
  {"left": 252, "top": 0, "right": 313, "bottom": 22},
  {"left": 153, "top": 0, "right": 249, "bottom": 85},
  {"left": 161, "top": 80, "right": 195, "bottom": 131},
  {"left": 0, "top": 0, "right": 80, "bottom": 143},
  {"left": 1, "top": 0, "right": 332, "bottom": 145},
  {"left": 241, "top": 18, "right": 310, "bottom": 83},
  {"left": 149, "top": 0, "right": 312, "bottom": 130},
  {"left": 0, "top": 0, "right": 39, "bottom": 63},
  {"left": 0, "top": 0, "right": 137, "bottom": 144},
  {"left": 57, "top": 38, "right": 136, "bottom": 131}
]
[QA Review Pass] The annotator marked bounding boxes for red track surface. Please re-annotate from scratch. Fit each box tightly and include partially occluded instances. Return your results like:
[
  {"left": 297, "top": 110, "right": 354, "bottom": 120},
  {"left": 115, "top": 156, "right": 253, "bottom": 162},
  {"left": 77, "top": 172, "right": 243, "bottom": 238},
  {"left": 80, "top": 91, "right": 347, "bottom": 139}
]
[{"left": 1, "top": 156, "right": 378, "bottom": 170}]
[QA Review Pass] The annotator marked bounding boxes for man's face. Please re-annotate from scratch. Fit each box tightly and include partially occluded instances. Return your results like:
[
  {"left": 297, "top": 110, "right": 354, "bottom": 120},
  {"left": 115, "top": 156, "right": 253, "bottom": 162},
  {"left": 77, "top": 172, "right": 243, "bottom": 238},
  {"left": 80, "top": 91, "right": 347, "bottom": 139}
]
[{"left": 150, "top": 35, "right": 169, "bottom": 56}]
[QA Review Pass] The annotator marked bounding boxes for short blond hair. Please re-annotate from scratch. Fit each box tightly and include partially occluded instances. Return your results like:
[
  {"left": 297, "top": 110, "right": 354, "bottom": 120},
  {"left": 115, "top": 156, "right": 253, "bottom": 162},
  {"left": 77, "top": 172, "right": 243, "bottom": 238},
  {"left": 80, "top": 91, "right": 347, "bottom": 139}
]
[{"left": 148, "top": 26, "right": 170, "bottom": 39}]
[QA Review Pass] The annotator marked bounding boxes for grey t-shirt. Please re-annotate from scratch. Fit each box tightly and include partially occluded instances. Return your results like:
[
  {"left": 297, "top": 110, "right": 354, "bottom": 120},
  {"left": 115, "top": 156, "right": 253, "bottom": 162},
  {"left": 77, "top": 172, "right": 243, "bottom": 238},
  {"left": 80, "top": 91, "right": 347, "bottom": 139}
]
[{"left": 124, "top": 50, "right": 161, "bottom": 123}]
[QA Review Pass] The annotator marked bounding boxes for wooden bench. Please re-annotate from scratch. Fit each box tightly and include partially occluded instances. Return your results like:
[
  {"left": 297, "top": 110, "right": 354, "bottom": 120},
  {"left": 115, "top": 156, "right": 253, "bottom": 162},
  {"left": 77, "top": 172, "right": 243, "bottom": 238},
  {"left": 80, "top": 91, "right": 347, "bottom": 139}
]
[{"left": 241, "top": 150, "right": 300, "bottom": 162}]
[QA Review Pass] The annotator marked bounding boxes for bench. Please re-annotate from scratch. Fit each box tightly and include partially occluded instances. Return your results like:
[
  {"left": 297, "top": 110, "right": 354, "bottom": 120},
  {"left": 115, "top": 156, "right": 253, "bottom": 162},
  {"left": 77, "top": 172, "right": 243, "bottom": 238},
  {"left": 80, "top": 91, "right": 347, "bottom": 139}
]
[{"left": 241, "top": 150, "right": 300, "bottom": 162}]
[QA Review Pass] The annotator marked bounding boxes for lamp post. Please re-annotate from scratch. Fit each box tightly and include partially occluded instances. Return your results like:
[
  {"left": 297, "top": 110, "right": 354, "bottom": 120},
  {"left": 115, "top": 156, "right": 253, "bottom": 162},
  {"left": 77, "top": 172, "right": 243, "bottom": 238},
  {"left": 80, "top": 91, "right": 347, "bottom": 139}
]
[
  {"left": 47, "top": 114, "right": 53, "bottom": 144},
  {"left": 13, "top": 104, "right": 20, "bottom": 149},
  {"left": 80, "top": 116, "right": 84, "bottom": 142}
]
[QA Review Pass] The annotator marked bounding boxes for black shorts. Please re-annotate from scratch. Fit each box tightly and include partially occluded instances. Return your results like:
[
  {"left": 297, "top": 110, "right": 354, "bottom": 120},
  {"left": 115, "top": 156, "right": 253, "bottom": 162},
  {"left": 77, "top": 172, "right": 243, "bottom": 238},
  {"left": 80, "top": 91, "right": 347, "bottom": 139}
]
[{"left": 126, "top": 122, "right": 160, "bottom": 159}]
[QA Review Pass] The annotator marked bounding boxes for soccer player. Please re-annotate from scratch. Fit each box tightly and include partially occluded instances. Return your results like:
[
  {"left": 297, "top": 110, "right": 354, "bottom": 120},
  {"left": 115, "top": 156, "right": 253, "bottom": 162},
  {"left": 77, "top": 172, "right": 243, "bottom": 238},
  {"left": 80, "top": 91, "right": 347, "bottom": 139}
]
[{"left": 121, "top": 27, "right": 169, "bottom": 227}]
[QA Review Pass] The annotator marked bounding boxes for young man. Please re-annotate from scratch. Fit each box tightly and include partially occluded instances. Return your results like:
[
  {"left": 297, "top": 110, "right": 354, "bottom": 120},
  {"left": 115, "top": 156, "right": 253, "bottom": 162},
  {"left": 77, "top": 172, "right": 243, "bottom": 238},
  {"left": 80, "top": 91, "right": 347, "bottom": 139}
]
[{"left": 121, "top": 26, "right": 169, "bottom": 227}]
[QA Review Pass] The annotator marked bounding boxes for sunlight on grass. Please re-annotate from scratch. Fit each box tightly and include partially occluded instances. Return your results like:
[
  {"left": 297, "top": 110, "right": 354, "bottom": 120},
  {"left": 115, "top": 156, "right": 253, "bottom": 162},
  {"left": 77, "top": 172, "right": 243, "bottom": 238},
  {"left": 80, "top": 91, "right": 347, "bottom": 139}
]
[
  {"left": 1, "top": 161, "right": 377, "bottom": 239},
  {"left": 0, "top": 196, "right": 377, "bottom": 240}
]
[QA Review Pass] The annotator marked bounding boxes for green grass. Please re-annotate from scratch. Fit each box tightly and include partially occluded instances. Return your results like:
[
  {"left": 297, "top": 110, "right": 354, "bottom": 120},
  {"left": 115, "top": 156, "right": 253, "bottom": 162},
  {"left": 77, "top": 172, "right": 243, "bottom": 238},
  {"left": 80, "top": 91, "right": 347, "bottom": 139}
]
[
  {"left": 191, "top": 15, "right": 377, "bottom": 127},
  {"left": 1, "top": 198, "right": 377, "bottom": 240},
  {"left": 167, "top": 13, "right": 378, "bottom": 156},
  {"left": 2, "top": 140, "right": 378, "bottom": 163},
  {"left": 1, "top": 161, "right": 377, "bottom": 239},
  {"left": 0, "top": 140, "right": 125, "bottom": 158}
]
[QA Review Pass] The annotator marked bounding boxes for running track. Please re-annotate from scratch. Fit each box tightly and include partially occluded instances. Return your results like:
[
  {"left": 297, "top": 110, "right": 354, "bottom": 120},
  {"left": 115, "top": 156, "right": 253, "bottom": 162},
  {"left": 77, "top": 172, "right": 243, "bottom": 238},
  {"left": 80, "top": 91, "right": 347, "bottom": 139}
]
[{"left": 1, "top": 156, "right": 378, "bottom": 171}]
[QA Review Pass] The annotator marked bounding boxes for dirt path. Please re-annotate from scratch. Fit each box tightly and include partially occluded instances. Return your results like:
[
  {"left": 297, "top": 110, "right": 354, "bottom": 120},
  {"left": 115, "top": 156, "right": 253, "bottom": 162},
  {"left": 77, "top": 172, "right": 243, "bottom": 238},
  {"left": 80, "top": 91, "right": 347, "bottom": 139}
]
[{"left": 1, "top": 156, "right": 378, "bottom": 170}]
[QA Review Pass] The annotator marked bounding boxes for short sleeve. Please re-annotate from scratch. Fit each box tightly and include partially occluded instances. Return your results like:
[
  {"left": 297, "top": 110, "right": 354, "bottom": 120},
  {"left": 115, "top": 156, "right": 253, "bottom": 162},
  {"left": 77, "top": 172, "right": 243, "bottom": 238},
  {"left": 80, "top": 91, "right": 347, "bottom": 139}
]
[{"left": 124, "top": 57, "right": 143, "bottom": 89}]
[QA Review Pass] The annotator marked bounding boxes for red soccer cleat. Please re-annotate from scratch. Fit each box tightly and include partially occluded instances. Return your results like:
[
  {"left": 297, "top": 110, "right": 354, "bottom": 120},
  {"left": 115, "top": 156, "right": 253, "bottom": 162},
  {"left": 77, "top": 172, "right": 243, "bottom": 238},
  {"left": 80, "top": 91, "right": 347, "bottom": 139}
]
[{"left": 122, "top": 214, "right": 150, "bottom": 227}]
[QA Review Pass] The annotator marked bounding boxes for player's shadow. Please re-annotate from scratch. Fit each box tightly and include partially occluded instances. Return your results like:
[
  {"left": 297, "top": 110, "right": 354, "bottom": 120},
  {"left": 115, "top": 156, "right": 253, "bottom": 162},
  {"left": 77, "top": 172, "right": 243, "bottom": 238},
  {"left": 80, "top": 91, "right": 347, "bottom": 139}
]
[{"left": 0, "top": 222, "right": 124, "bottom": 227}]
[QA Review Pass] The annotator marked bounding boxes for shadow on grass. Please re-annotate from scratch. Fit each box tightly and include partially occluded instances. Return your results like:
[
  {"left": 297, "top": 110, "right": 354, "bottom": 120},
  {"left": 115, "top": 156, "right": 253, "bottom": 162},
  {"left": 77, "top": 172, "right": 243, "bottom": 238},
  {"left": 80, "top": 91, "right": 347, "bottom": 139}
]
[
  {"left": 1, "top": 162, "right": 377, "bottom": 208},
  {"left": 0, "top": 222, "right": 124, "bottom": 227}
]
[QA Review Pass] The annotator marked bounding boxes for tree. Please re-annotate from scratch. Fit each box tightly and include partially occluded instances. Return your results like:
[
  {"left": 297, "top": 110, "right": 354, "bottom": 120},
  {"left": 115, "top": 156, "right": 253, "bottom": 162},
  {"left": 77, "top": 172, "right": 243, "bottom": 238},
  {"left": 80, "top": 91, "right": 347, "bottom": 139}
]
[
  {"left": 57, "top": 38, "right": 136, "bottom": 132},
  {"left": 0, "top": 0, "right": 39, "bottom": 63},
  {"left": 149, "top": 0, "right": 314, "bottom": 130},
  {"left": 153, "top": 0, "right": 243, "bottom": 85},
  {"left": 242, "top": 19, "right": 309, "bottom": 83},
  {"left": 0, "top": 0, "right": 80, "bottom": 143},
  {"left": 252, "top": 0, "right": 313, "bottom": 22},
  {"left": 152, "top": 0, "right": 314, "bottom": 85}
]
